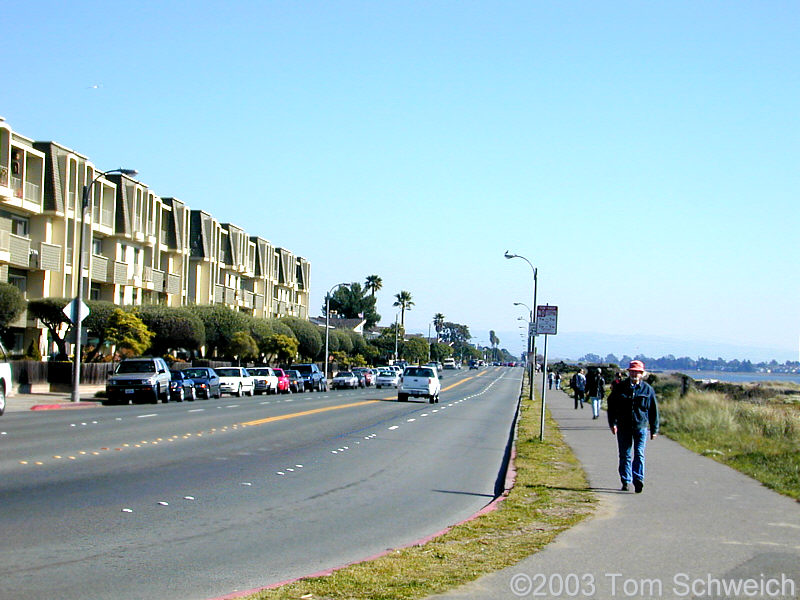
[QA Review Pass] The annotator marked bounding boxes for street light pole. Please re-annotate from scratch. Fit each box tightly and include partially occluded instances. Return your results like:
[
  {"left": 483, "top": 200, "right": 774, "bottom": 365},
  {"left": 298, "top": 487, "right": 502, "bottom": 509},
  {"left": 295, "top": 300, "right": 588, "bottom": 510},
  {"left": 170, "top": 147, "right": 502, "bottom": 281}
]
[
  {"left": 324, "top": 282, "right": 350, "bottom": 384},
  {"left": 71, "top": 168, "right": 136, "bottom": 403},
  {"left": 505, "top": 252, "right": 538, "bottom": 398}
]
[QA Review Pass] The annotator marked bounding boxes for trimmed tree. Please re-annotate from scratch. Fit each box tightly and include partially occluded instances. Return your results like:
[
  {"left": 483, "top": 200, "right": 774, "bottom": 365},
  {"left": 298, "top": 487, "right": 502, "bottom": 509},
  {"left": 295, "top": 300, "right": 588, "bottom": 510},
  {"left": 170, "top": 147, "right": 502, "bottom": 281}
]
[
  {"left": 105, "top": 309, "right": 154, "bottom": 358},
  {"left": 229, "top": 331, "right": 259, "bottom": 365},
  {"left": 139, "top": 305, "right": 206, "bottom": 357},
  {"left": 27, "top": 298, "right": 71, "bottom": 360},
  {"left": 279, "top": 317, "right": 322, "bottom": 361},
  {"left": 193, "top": 304, "right": 250, "bottom": 358},
  {"left": 0, "top": 283, "right": 26, "bottom": 334}
]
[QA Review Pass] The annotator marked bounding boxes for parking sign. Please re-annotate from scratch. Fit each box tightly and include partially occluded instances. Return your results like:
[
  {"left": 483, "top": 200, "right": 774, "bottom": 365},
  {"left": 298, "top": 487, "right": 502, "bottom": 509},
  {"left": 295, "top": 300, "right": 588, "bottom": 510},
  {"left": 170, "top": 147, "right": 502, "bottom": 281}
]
[{"left": 536, "top": 305, "right": 558, "bottom": 335}]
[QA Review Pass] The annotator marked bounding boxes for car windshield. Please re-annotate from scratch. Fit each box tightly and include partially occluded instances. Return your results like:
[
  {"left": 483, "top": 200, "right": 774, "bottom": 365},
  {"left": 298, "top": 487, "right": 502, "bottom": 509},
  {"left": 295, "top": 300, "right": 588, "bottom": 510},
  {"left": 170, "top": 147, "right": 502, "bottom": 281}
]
[
  {"left": 292, "top": 365, "right": 312, "bottom": 374},
  {"left": 117, "top": 361, "right": 156, "bottom": 374},
  {"left": 404, "top": 367, "right": 434, "bottom": 377},
  {"left": 215, "top": 368, "right": 241, "bottom": 377},
  {"left": 248, "top": 368, "right": 268, "bottom": 375},
  {"left": 337, "top": 372, "right": 354, "bottom": 377},
  {"left": 378, "top": 370, "right": 394, "bottom": 376},
  {"left": 170, "top": 371, "right": 185, "bottom": 380},
  {"left": 183, "top": 369, "right": 208, "bottom": 378}
]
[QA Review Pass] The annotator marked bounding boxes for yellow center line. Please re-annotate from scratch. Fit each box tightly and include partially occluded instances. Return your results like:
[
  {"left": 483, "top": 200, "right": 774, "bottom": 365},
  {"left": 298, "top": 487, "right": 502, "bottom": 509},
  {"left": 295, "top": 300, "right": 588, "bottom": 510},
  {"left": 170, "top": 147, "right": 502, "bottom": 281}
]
[
  {"left": 441, "top": 377, "right": 475, "bottom": 392},
  {"left": 241, "top": 399, "right": 380, "bottom": 427}
]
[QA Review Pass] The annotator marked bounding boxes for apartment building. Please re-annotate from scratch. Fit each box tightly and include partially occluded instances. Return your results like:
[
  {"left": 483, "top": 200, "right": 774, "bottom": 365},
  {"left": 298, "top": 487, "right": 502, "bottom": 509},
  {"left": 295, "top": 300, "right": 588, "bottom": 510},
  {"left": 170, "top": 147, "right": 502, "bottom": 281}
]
[{"left": 0, "top": 117, "right": 311, "bottom": 357}]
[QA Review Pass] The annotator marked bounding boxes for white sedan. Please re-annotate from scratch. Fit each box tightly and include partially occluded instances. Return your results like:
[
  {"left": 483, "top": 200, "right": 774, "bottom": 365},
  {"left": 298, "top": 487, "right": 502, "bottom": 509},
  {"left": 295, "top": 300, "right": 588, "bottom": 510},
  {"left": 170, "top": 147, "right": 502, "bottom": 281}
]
[
  {"left": 375, "top": 368, "right": 400, "bottom": 389},
  {"left": 216, "top": 367, "right": 255, "bottom": 397}
]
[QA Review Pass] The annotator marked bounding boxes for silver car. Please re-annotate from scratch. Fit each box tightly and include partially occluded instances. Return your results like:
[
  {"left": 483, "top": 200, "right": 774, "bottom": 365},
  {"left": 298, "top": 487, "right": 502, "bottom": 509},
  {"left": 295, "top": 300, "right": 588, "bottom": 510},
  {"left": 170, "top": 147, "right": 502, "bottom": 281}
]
[{"left": 375, "top": 368, "right": 400, "bottom": 389}]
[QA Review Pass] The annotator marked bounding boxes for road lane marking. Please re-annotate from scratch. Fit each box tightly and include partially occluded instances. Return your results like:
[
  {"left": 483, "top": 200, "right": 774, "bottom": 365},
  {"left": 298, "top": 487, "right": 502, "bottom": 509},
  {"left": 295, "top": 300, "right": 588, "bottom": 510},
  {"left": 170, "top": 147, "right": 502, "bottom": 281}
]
[
  {"left": 240, "top": 400, "right": 379, "bottom": 427},
  {"left": 137, "top": 414, "right": 158, "bottom": 419}
]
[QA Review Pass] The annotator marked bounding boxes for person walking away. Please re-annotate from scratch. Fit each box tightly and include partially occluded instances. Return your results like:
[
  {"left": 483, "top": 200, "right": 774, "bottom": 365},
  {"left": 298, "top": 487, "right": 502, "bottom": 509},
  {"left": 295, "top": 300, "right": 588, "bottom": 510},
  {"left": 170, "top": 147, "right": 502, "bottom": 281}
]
[
  {"left": 570, "top": 368, "right": 587, "bottom": 409},
  {"left": 587, "top": 367, "right": 605, "bottom": 419},
  {"left": 607, "top": 360, "right": 659, "bottom": 493},
  {"left": 555, "top": 372, "right": 561, "bottom": 390},
  {"left": 547, "top": 371, "right": 554, "bottom": 390}
]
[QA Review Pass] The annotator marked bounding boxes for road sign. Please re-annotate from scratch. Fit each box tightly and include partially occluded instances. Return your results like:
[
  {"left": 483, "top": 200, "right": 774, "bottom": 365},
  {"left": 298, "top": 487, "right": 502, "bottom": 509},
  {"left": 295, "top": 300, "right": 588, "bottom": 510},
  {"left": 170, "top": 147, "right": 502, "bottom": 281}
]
[
  {"left": 536, "top": 305, "right": 558, "bottom": 335},
  {"left": 63, "top": 298, "right": 90, "bottom": 324},
  {"left": 528, "top": 322, "right": 537, "bottom": 337}
]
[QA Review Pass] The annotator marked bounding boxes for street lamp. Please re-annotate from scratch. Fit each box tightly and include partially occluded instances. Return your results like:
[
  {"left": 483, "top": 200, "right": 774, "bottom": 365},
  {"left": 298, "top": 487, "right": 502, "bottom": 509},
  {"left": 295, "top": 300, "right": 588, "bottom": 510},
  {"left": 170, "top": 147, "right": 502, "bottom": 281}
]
[
  {"left": 505, "top": 251, "right": 538, "bottom": 397},
  {"left": 324, "top": 282, "right": 350, "bottom": 383},
  {"left": 71, "top": 168, "right": 137, "bottom": 403}
]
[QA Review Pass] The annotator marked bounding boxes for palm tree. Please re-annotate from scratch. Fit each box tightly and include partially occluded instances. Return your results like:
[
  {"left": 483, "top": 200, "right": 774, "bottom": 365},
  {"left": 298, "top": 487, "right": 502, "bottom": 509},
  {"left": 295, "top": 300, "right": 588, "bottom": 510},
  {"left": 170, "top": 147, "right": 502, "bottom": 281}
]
[
  {"left": 364, "top": 274, "right": 383, "bottom": 297},
  {"left": 433, "top": 313, "right": 445, "bottom": 341},
  {"left": 393, "top": 290, "right": 414, "bottom": 326}
]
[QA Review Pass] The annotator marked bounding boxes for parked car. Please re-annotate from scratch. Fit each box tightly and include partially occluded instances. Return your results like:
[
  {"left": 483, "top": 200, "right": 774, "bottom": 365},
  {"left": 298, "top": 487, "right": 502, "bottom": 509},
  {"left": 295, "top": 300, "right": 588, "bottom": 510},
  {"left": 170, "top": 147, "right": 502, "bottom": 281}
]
[
  {"left": 375, "top": 368, "right": 400, "bottom": 389},
  {"left": 0, "top": 341, "right": 11, "bottom": 416},
  {"left": 331, "top": 371, "right": 360, "bottom": 390},
  {"left": 105, "top": 357, "right": 172, "bottom": 405},
  {"left": 352, "top": 367, "right": 374, "bottom": 387},
  {"left": 285, "top": 369, "right": 304, "bottom": 394},
  {"left": 398, "top": 365, "right": 441, "bottom": 404},
  {"left": 181, "top": 367, "right": 221, "bottom": 399},
  {"left": 273, "top": 368, "right": 290, "bottom": 393},
  {"left": 290, "top": 363, "right": 328, "bottom": 392},
  {"left": 216, "top": 367, "right": 255, "bottom": 397},
  {"left": 248, "top": 367, "right": 279, "bottom": 395},
  {"left": 169, "top": 370, "right": 196, "bottom": 402}
]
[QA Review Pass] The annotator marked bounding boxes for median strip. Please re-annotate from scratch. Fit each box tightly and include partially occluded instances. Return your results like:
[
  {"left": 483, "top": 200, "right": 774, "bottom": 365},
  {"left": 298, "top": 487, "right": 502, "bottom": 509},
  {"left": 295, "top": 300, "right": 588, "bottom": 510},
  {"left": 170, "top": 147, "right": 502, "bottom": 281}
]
[{"left": 240, "top": 400, "right": 379, "bottom": 427}]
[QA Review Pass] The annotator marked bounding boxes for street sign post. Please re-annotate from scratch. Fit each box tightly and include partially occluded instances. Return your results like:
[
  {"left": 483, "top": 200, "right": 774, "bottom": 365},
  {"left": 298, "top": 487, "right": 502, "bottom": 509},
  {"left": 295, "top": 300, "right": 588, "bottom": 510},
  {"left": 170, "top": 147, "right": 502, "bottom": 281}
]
[{"left": 537, "top": 305, "right": 558, "bottom": 440}]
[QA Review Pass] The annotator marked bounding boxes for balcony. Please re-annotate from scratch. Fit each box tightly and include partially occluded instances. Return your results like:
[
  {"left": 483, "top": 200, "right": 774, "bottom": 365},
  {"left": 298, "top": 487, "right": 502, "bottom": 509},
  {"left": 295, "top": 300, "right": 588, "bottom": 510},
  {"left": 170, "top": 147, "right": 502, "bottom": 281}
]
[
  {"left": 0, "top": 165, "right": 8, "bottom": 187},
  {"left": 166, "top": 273, "right": 181, "bottom": 295},
  {"left": 151, "top": 269, "right": 164, "bottom": 291},
  {"left": 110, "top": 260, "right": 127, "bottom": 285},
  {"left": 214, "top": 285, "right": 223, "bottom": 304},
  {"left": 91, "top": 255, "right": 109, "bottom": 283},
  {"left": 7, "top": 234, "right": 31, "bottom": 268},
  {"left": 35, "top": 242, "right": 62, "bottom": 271},
  {"left": 242, "top": 290, "right": 254, "bottom": 309},
  {"left": 254, "top": 294, "right": 265, "bottom": 310},
  {"left": 224, "top": 287, "right": 235, "bottom": 305},
  {"left": 10, "top": 176, "right": 23, "bottom": 199}
]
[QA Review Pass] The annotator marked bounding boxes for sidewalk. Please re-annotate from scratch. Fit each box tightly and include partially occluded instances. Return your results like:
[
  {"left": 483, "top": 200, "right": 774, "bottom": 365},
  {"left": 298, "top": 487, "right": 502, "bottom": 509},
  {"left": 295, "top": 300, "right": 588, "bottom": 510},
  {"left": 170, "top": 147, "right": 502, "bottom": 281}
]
[
  {"left": 428, "top": 388, "right": 800, "bottom": 599},
  {"left": 4, "top": 390, "right": 102, "bottom": 412}
]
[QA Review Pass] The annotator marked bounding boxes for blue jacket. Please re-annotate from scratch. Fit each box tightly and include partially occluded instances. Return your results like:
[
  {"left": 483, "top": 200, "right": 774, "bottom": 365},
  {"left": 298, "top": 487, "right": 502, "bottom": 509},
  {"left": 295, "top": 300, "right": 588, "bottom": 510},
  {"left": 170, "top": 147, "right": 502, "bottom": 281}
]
[{"left": 607, "top": 379, "right": 659, "bottom": 433}]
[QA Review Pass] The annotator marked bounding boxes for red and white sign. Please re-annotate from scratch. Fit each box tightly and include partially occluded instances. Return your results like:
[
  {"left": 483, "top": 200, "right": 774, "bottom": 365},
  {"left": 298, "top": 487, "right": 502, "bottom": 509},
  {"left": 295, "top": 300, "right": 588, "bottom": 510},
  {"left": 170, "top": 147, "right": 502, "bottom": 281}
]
[{"left": 536, "top": 305, "right": 558, "bottom": 335}]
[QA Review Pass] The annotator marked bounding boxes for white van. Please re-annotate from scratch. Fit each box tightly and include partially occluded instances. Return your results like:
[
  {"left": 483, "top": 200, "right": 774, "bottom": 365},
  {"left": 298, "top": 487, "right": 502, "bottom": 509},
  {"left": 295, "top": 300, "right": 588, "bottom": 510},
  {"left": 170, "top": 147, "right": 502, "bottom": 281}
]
[{"left": 442, "top": 358, "right": 457, "bottom": 370}]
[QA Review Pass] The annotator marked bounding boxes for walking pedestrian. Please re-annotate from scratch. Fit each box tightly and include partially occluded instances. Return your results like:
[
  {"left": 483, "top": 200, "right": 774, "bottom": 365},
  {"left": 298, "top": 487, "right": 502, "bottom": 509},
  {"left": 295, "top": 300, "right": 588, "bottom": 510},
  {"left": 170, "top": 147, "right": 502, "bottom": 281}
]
[
  {"left": 587, "top": 367, "right": 605, "bottom": 419},
  {"left": 570, "top": 368, "right": 587, "bottom": 409},
  {"left": 555, "top": 372, "right": 561, "bottom": 390},
  {"left": 607, "top": 360, "right": 659, "bottom": 493},
  {"left": 547, "top": 371, "right": 554, "bottom": 390}
]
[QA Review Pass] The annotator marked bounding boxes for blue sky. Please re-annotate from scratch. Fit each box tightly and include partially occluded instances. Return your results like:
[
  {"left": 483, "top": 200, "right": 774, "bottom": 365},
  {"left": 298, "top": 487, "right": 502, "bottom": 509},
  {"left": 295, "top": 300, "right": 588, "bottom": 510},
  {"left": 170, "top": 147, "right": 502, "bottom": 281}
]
[{"left": 4, "top": 1, "right": 798, "bottom": 361}]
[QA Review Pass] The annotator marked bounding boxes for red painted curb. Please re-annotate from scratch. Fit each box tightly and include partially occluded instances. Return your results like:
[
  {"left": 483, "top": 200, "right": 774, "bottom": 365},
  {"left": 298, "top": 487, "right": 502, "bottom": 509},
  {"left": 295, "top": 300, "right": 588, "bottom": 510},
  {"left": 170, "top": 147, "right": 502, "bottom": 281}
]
[
  {"left": 30, "top": 402, "right": 99, "bottom": 411},
  {"left": 209, "top": 444, "right": 520, "bottom": 600}
]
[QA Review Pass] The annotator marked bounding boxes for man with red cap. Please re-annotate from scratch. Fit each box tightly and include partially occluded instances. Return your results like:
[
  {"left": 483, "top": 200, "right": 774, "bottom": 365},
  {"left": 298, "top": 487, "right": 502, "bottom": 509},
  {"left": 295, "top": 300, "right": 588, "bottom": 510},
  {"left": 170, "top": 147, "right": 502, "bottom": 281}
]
[{"left": 607, "top": 360, "right": 659, "bottom": 493}]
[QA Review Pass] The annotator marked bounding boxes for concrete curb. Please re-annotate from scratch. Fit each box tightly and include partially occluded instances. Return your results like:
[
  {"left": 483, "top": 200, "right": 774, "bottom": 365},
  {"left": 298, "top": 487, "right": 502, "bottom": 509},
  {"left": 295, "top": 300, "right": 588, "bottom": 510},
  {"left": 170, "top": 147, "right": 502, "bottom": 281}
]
[{"left": 30, "top": 401, "right": 102, "bottom": 411}]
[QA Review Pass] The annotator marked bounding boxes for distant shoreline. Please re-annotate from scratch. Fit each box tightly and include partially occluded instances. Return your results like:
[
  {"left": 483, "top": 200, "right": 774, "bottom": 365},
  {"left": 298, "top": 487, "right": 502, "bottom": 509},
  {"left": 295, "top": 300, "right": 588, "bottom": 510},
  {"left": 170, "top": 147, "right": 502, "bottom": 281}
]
[{"left": 661, "top": 370, "right": 800, "bottom": 385}]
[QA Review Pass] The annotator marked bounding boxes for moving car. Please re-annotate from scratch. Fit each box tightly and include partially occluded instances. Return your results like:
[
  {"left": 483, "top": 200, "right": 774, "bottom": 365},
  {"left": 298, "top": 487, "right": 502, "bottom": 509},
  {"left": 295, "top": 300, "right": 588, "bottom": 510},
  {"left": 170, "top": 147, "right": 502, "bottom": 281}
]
[
  {"left": 398, "top": 365, "right": 441, "bottom": 404},
  {"left": 331, "top": 371, "right": 359, "bottom": 389},
  {"left": 181, "top": 367, "right": 221, "bottom": 399},
  {"left": 169, "top": 370, "right": 196, "bottom": 402},
  {"left": 443, "top": 358, "right": 457, "bottom": 370},
  {"left": 105, "top": 357, "right": 172, "bottom": 404},
  {"left": 375, "top": 368, "right": 400, "bottom": 389},
  {"left": 285, "top": 369, "right": 304, "bottom": 394},
  {"left": 216, "top": 367, "right": 255, "bottom": 397},
  {"left": 248, "top": 367, "right": 279, "bottom": 395}
]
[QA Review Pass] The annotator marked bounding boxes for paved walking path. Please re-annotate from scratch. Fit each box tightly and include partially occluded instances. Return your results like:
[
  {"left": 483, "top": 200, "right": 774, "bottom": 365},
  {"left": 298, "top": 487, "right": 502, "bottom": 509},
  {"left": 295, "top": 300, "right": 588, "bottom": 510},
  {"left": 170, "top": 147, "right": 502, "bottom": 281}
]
[{"left": 429, "top": 388, "right": 800, "bottom": 600}]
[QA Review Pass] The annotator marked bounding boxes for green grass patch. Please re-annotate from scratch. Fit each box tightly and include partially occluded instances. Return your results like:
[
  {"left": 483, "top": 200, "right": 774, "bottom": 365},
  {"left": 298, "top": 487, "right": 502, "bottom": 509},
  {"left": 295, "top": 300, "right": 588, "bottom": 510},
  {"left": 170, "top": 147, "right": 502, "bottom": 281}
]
[
  {"left": 245, "top": 376, "right": 596, "bottom": 600},
  {"left": 659, "top": 383, "right": 800, "bottom": 499}
]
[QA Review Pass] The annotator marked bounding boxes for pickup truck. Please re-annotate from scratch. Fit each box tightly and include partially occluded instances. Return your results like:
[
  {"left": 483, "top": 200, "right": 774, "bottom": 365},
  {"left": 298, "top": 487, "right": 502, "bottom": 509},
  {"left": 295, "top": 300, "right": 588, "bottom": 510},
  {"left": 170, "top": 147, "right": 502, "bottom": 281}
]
[{"left": 398, "top": 365, "right": 441, "bottom": 404}]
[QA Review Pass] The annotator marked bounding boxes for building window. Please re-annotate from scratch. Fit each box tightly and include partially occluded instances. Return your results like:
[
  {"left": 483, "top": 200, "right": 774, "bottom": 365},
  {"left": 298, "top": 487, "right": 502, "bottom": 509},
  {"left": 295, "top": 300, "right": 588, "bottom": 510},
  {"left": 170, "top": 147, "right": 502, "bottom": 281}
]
[
  {"left": 90, "top": 283, "right": 101, "bottom": 301},
  {"left": 92, "top": 238, "right": 103, "bottom": 256},
  {"left": 7, "top": 268, "right": 27, "bottom": 295}
]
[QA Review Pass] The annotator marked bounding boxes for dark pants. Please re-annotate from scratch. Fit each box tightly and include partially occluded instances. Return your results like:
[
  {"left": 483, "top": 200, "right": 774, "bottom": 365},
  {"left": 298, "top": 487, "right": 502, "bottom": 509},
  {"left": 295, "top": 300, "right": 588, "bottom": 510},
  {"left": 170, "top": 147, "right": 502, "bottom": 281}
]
[{"left": 574, "top": 390, "right": 585, "bottom": 408}]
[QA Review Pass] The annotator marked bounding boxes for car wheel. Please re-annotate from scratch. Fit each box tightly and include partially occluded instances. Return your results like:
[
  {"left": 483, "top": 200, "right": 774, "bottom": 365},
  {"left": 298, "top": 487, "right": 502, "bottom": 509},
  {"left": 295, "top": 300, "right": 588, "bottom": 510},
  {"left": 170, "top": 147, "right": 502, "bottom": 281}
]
[
  {"left": 0, "top": 385, "right": 5, "bottom": 416},
  {"left": 398, "top": 393, "right": 407, "bottom": 402},
  {"left": 236, "top": 384, "right": 243, "bottom": 397},
  {"left": 429, "top": 396, "right": 435, "bottom": 404},
  {"left": 151, "top": 389, "right": 159, "bottom": 404},
  {"left": 189, "top": 387, "right": 196, "bottom": 401},
  {"left": 176, "top": 388, "right": 184, "bottom": 402},
  {"left": 376, "top": 385, "right": 381, "bottom": 389}
]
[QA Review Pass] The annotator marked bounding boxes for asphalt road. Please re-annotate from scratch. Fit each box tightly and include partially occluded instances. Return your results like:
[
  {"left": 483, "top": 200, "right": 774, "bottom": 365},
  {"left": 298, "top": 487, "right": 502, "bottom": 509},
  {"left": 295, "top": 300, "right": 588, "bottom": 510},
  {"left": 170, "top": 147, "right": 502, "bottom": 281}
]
[{"left": 0, "top": 367, "right": 521, "bottom": 600}]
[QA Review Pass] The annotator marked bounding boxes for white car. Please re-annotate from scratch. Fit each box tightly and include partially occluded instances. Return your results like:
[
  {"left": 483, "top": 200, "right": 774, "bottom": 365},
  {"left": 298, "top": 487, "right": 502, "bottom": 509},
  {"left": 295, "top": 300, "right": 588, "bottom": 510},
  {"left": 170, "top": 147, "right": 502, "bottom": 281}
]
[
  {"left": 216, "top": 367, "right": 255, "bottom": 397},
  {"left": 331, "top": 371, "right": 359, "bottom": 390},
  {"left": 248, "top": 367, "right": 279, "bottom": 395},
  {"left": 0, "top": 341, "right": 11, "bottom": 416},
  {"left": 375, "top": 368, "right": 400, "bottom": 389},
  {"left": 399, "top": 365, "right": 441, "bottom": 404}
]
